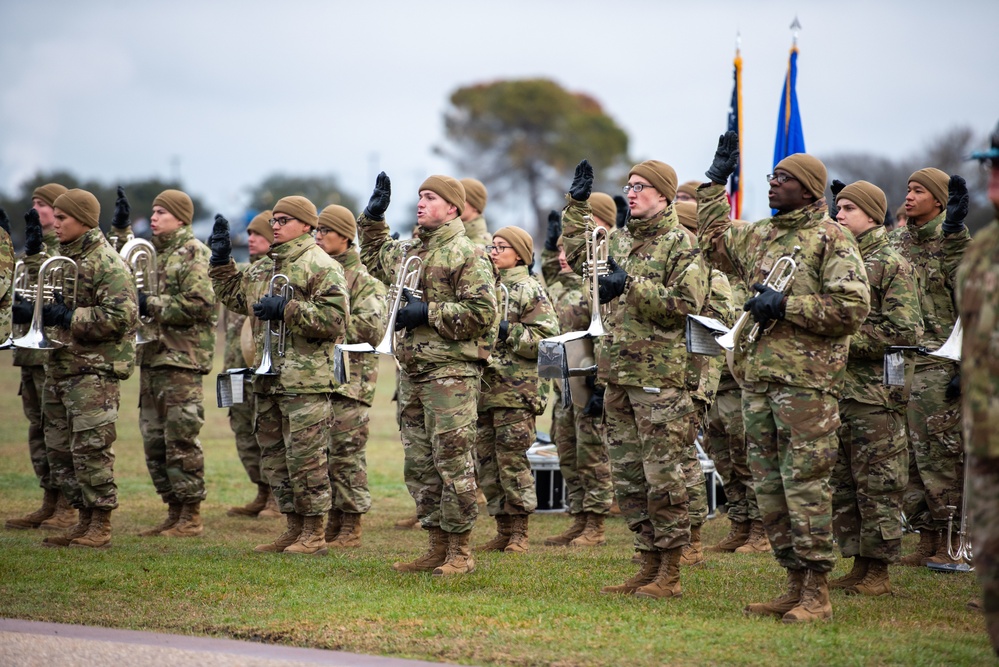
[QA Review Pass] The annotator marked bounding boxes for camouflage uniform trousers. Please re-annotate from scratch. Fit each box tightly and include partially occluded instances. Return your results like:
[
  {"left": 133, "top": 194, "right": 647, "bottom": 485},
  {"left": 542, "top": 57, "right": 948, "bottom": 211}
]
[
  {"left": 229, "top": 394, "right": 262, "bottom": 485},
  {"left": 328, "top": 396, "right": 372, "bottom": 515},
  {"left": 42, "top": 374, "right": 120, "bottom": 510},
  {"left": 743, "top": 382, "right": 840, "bottom": 572},
  {"left": 831, "top": 400, "right": 908, "bottom": 563},
  {"left": 139, "top": 367, "right": 207, "bottom": 504},
  {"left": 705, "top": 387, "right": 761, "bottom": 523},
  {"left": 255, "top": 392, "right": 332, "bottom": 516},
  {"left": 682, "top": 399, "right": 711, "bottom": 529},
  {"left": 971, "top": 454, "right": 999, "bottom": 649},
  {"left": 475, "top": 407, "right": 538, "bottom": 517},
  {"left": 399, "top": 374, "right": 479, "bottom": 534},
  {"left": 604, "top": 383, "right": 693, "bottom": 552},
  {"left": 903, "top": 363, "right": 964, "bottom": 533},
  {"left": 20, "top": 364, "right": 54, "bottom": 489},
  {"left": 551, "top": 394, "right": 612, "bottom": 515}
]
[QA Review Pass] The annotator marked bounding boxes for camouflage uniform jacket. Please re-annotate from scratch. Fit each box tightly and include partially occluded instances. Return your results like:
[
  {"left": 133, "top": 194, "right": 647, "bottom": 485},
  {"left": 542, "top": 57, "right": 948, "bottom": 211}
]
[
  {"left": 13, "top": 230, "right": 61, "bottom": 367},
  {"left": 697, "top": 183, "right": 871, "bottom": 394},
  {"left": 210, "top": 233, "right": 350, "bottom": 395},
  {"left": 540, "top": 246, "right": 562, "bottom": 290},
  {"left": 0, "top": 228, "right": 13, "bottom": 344},
  {"left": 843, "top": 225, "right": 923, "bottom": 410},
  {"left": 463, "top": 215, "right": 492, "bottom": 247},
  {"left": 956, "top": 216, "right": 999, "bottom": 458},
  {"left": 563, "top": 197, "right": 707, "bottom": 389},
  {"left": 139, "top": 225, "right": 217, "bottom": 373},
  {"left": 481, "top": 265, "right": 560, "bottom": 414},
  {"left": 548, "top": 268, "right": 590, "bottom": 334},
  {"left": 332, "top": 246, "right": 387, "bottom": 406},
  {"left": 47, "top": 227, "right": 138, "bottom": 380},
  {"left": 358, "top": 214, "right": 497, "bottom": 382}
]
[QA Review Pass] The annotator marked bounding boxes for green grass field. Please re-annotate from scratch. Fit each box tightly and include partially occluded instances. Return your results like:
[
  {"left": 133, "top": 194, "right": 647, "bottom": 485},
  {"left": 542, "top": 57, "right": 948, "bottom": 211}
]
[{"left": 0, "top": 351, "right": 991, "bottom": 666}]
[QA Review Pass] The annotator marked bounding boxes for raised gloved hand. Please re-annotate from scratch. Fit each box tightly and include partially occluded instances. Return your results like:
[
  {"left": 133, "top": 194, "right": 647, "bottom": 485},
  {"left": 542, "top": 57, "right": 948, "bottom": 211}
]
[
  {"left": 252, "top": 294, "right": 287, "bottom": 321},
  {"left": 830, "top": 179, "right": 847, "bottom": 198},
  {"left": 391, "top": 231, "right": 400, "bottom": 240},
  {"left": 597, "top": 257, "right": 628, "bottom": 304},
  {"left": 42, "top": 291, "right": 74, "bottom": 329},
  {"left": 545, "top": 210, "right": 562, "bottom": 252},
  {"left": 705, "top": 131, "right": 739, "bottom": 185},
  {"left": 0, "top": 208, "right": 9, "bottom": 237},
  {"left": 24, "top": 208, "right": 43, "bottom": 256},
  {"left": 945, "top": 373, "right": 961, "bottom": 400},
  {"left": 209, "top": 214, "right": 232, "bottom": 266},
  {"left": 941, "top": 175, "right": 969, "bottom": 235},
  {"left": 112, "top": 186, "right": 131, "bottom": 229},
  {"left": 582, "top": 376, "right": 605, "bottom": 417},
  {"left": 569, "top": 159, "right": 594, "bottom": 201},
  {"left": 614, "top": 194, "right": 630, "bottom": 229},
  {"left": 364, "top": 171, "right": 392, "bottom": 221},
  {"left": 394, "top": 287, "right": 428, "bottom": 331},
  {"left": 497, "top": 319, "right": 510, "bottom": 343},
  {"left": 138, "top": 291, "right": 149, "bottom": 318},
  {"left": 12, "top": 294, "right": 33, "bottom": 325},
  {"left": 744, "top": 283, "right": 786, "bottom": 326}
]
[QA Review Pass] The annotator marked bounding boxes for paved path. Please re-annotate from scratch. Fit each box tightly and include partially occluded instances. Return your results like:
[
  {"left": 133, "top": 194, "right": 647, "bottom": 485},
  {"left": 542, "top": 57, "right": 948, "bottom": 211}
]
[{"left": 0, "top": 619, "right": 466, "bottom": 667}]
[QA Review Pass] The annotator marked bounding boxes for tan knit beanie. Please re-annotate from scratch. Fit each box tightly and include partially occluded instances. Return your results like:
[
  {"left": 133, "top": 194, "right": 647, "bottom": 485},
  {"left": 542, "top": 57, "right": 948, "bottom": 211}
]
[
  {"left": 675, "top": 201, "right": 697, "bottom": 230},
  {"left": 273, "top": 195, "right": 318, "bottom": 228},
  {"left": 419, "top": 175, "right": 465, "bottom": 216},
  {"left": 53, "top": 189, "right": 100, "bottom": 229},
  {"left": 460, "top": 178, "right": 487, "bottom": 214},
  {"left": 774, "top": 153, "right": 827, "bottom": 200},
  {"left": 152, "top": 189, "right": 194, "bottom": 225},
  {"left": 676, "top": 180, "right": 700, "bottom": 200},
  {"left": 246, "top": 209, "right": 274, "bottom": 243},
  {"left": 629, "top": 160, "right": 678, "bottom": 202},
  {"left": 32, "top": 183, "right": 68, "bottom": 208},
  {"left": 836, "top": 181, "right": 888, "bottom": 225},
  {"left": 493, "top": 226, "right": 534, "bottom": 266},
  {"left": 318, "top": 205, "right": 357, "bottom": 241},
  {"left": 589, "top": 192, "right": 617, "bottom": 227},
  {"left": 908, "top": 168, "right": 949, "bottom": 209}
]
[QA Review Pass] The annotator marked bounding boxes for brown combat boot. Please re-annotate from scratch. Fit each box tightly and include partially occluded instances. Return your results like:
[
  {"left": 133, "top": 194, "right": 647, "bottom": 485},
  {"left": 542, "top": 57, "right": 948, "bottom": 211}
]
[
  {"left": 570, "top": 513, "right": 607, "bottom": 547},
  {"left": 161, "top": 502, "right": 203, "bottom": 538},
  {"left": 393, "top": 526, "right": 448, "bottom": 572},
  {"left": 139, "top": 503, "right": 183, "bottom": 537},
  {"left": 39, "top": 492, "right": 77, "bottom": 531},
  {"left": 544, "top": 513, "right": 588, "bottom": 546},
  {"left": 394, "top": 514, "right": 420, "bottom": 530},
  {"left": 900, "top": 529, "right": 939, "bottom": 566},
  {"left": 709, "top": 520, "right": 751, "bottom": 552},
  {"left": 5, "top": 488, "right": 59, "bottom": 529},
  {"left": 925, "top": 531, "right": 961, "bottom": 567},
  {"left": 283, "top": 514, "right": 328, "bottom": 555},
  {"left": 829, "top": 556, "right": 870, "bottom": 589},
  {"left": 475, "top": 515, "right": 512, "bottom": 552},
  {"left": 433, "top": 530, "right": 476, "bottom": 576},
  {"left": 227, "top": 483, "right": 269, "bottom": 517},
  {"left": 635, "top": 547, "right": 683, "bottom": 599},
  {"left": 324, "top": 508, "right": 344, "bottom": 542},
  {"left": 42, "top": 508, "right": 92, "bottom": 548},
  {"left": 847, "top": 559, "right": 892, "bottom": 596},
  {"left": 329, "top": 513, "right": 362, "bottom": 548},
  {"left": 258, "top": 491, "right": 282, "bottom": 518},
  {"left": 782, "top": 570, "right": 833, "bottom": 623},
  {"left": 69, "top": 508, "right": 113, "bottom": 549},
  {"left": 601, "top": 551, "right": 662, "bottom": 595},
  {"left": 744, "top": 568, "right": 806, "bottom": 617},
  {"left": 504, "top": 515, "right": 530, "bottom": 554},
  {"left": 680, "top": 526, "right": 705, "bottom": 567},
  {"left": 735, "top": 520, "right": 771, "bottom": 553},
  {"left": 254, "top": 513, "right": 304, "bottom": 553}
]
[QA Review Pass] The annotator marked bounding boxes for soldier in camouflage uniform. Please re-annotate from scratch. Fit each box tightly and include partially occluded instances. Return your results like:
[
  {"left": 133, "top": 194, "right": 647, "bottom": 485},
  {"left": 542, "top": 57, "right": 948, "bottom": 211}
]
[
  {"left": 36, "top": 189, "right": 138, "bottom": 549},
  {"left": 698, "top": 134, "right": 871, "bottom": 622},
  {"left": 135, "top": 190, "right": 218, "bottom": 538},
  {"left": 315, "top": 204, "right": 387, "bottom": 548},
  {"left": 225, "top": 211, "right": 280, "bottom": 518},
  {"left": 890, "top": 168, "right": 971, "bottom": 567},
  {"left": 957, "top": 125, "right": 999, "bottom": 654},
  {"left": 210, "top": 196, "right": 350, "bottom": 556},
  {"left": 6, "top": 183, "right": 77, "bottom": 531},
  {"left": 827, "top": 180, "right": 923, "bottom": 597},
  {"left": 474, "top": 226, "right": 559, "bottom": 554},
  {"left": 459, "top": 178, "right": 492, "bottom": 247},
  {"left": 563, "top": 159, "right": 708, "bottom": 599},
  {"left": 358, "top": 172, "right": 496, "bottom": 576}
]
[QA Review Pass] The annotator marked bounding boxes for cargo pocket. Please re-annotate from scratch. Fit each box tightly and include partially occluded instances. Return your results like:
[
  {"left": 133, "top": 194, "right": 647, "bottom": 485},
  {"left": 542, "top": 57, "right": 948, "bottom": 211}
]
[
  {"left": 72, "top": 407, "right": 117, "bottom": 432},
  {"left": 879, "top": 520, "right": 903, "bottom": 542},
  {"left": 288, "top": 398, "right": 330, "bottom": 433},
  {"left": 452, "top": 473, "right": 477, "bottom": 496}
]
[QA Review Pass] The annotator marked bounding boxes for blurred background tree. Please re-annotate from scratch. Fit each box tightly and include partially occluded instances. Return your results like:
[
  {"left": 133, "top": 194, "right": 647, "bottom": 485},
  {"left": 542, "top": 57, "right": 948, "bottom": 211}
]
[{"left": 245, "top": 174, "right": 358, "bottom": 217}]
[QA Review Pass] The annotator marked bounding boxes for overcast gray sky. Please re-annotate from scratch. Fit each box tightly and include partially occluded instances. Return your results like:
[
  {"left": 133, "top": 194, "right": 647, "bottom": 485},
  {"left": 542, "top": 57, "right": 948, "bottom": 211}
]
[{"left": 1, "top": 0, "right": 997, "bottom": 225}]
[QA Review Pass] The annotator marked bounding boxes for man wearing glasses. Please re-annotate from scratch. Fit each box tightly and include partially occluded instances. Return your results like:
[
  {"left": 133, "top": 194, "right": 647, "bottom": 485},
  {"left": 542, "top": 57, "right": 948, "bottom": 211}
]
[
  {"left": 209, "top": 196, "right": 350, "bottom": 556},
  {"left": 314, "top": 204, "right": 387, "bottom": 549},
  {"left": 562, "top": 158, "right": 708, "bottom": 600},
  {"left": 698, "top": 133, "right": 871, "bottom": 622}
]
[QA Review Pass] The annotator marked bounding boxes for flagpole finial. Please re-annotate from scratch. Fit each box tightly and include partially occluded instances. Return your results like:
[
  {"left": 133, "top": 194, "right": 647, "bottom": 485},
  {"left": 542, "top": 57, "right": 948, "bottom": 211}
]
[
  {"left": 790, "top": 16, "right": 802, "bottom": 46},
  {"left": 735, "top": 30, "right": 741, "bottom": 53}
]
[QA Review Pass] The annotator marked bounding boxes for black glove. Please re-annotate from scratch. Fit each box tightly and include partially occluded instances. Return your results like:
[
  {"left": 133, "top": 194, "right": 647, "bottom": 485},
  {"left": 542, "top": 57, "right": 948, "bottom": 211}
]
[
  {"left": 583, "top": 376, "right": 605, "bottom": 417},
  {"left": 391, "top": 231, "right": 400, "bottom": 240},
  {"left": 569, "top": 159, "right": 593, "bottom": 201},
  {"left": 364, "top": 171, "right": 392, "bottom": 221},
  {"left": 24, "top": 208, "right": 43, "bottom": 256},
  {"left": 942, "top": 175, "right": 969, "bottom": 235},
  {"left": 112, "top": 186, "right": 130, "bottom": 229},
  {"left": 252, "top": 295, "right": 287, "bottom": 321},
  {"left": 830, "top": 179, "right": 847, "bottom": 198},
  {"left": 209, "top": 214, "right": 232, "bottom": 266},
  {"left": 138, "top": 291, "right": 149, "bottom": 318},
  {"left": 705, "top": 131, "right": 739, "bottom": 185},
  {"left": 12, "top": 294, "right": 33, "bottom": 325},
  {"left": 613, "top": 194, "right": 630, "bottom": 229},
  {"left": 945, "top": 373, "right": 961, "bottom": 401},
  {"left": 394, "top": 287, "right": 428, "bottom": 331},
  {"left": 597, "top": 257, "right": 628, "bottom": 304},
  {"left": 42, "top": 292, "right": 74, "bottom": 329},
  {"left": 498, "top": 319, "right": 510, "bottom": 342},
  {"left": 744, "top": 283, "right": 786, "bottom": 326},
  {"left": 0, "top": 208, "right": 9, "bottom": 237},
  {"left": 544, "top": 210, "right": 562, "bottom": 252}
]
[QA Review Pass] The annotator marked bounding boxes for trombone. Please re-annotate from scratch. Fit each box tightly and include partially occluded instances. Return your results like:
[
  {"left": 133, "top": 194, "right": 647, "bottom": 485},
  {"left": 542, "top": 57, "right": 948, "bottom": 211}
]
[
  {"left": 13, "top": 256, "right": 79, "bottom": 350},
  {"left": 255, "top": 273, "right": 293, "bottom": 376},
  {"left": 120, "top": 238, "right": 159, "bottom": 345},
  {"left": 716, "top": 246, "right": 800, "bottom": 353},
  {"left": 374, "top": 255, "right": 423, "bottom": 355}
]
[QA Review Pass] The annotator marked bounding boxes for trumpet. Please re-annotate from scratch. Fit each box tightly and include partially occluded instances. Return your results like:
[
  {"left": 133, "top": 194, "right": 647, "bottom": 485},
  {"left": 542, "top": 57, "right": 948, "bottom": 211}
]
[
  {"left": 120, "top": 238, "right": 159, "bottom": 345},
  {"left": 583, "top": 225, "right": 609, "bottom": 337},
  {"left": 374, "top": 255, "right": 423, "bottom": 355},
  {"left": 716, "top": 246, "right": 800, "bottom": 353},
  {"left": 255, "top": 273, "right": 294, "bottom": 376},
  {"left": 13, "top": 256, "right": 79, "bottom": 350}
]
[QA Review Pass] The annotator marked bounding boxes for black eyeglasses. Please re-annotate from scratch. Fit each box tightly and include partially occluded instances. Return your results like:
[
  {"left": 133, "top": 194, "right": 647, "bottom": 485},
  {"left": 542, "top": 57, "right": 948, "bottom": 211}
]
[
  {"left": 766, "top": 173, "right": 797, "bottom": 185},
  {"left": 486, "top": 244, "right": 513, "bottom": 253},
  {"left": 269, "top": 216, "right": 297, "bottom": 227},
  {"left": 622, "top": 183, "right": 652, "bottom": 194},
  {"left": 314, "top": 226, "right": 334, "bottom": 237}
]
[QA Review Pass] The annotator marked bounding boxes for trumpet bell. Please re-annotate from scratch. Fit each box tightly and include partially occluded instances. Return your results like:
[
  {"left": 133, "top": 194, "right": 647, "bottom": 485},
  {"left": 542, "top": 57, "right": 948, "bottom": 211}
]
[{"left": 12, "top": 321, "right": 63, "bottom": 350}]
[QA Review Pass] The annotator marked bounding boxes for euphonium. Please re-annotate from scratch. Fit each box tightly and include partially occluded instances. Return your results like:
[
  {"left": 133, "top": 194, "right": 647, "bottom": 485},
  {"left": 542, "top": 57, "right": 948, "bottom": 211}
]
[
  {"left": 584, "top": 225, "right": 609, "bottom": 337},
  {"left": 255, "top": 273, "right": 294, "bottom": 376},
  {"left": 12, "top": 256, "right": 79, "bottom": 350},
  {"left": 120, "top": 238, "right": 159, "bottom": 345},
  {"left": 374, "top": 255, "right": 423, "bottom": 355},
  {"left": 716, "top": 246, "right": 800, "bottom": 354}
]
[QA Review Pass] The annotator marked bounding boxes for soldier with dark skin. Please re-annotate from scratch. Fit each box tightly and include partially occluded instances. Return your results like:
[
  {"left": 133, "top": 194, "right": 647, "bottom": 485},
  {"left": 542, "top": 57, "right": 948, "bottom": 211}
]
[{"left": 698, "top": 132, "right": 871, "bottom": 622}]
